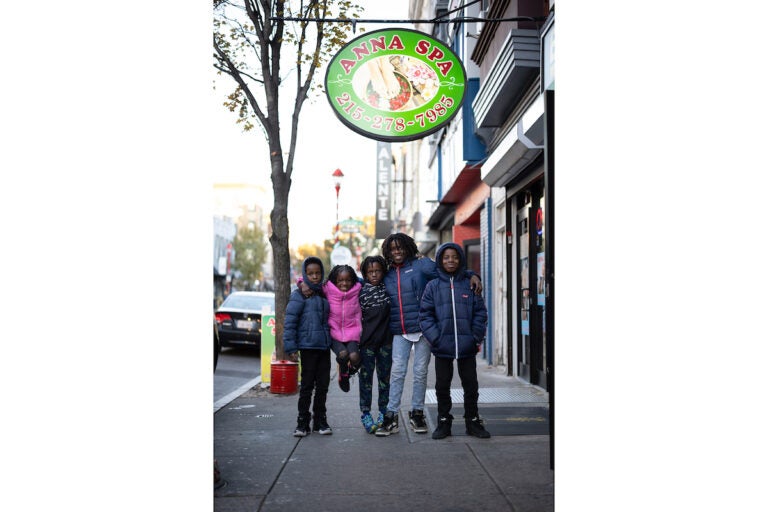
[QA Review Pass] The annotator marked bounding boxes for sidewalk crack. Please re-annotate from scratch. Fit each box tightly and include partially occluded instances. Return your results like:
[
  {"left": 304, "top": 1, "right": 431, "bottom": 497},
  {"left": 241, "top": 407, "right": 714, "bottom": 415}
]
[
  {"left": 467, "top": 443, "right": 517, "bottom": 512},
  {"left": 257, "top": 438, "right": 302, "bottom": 511}
]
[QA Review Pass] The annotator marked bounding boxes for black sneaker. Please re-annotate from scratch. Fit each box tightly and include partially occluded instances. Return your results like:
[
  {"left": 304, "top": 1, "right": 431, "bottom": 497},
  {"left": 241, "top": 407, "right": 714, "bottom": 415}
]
[
  {"left": 338, "top": 363, "right": 350, "bottom": 392},
  {"left": 312, "top": 415, "right": 333, "bottom": 435},
  {"left": 409, "top": 410, "right": 428, "bottom": 433},
  {"left": 375, "top": 411, "right": 399, "bottom": 436},
  {"left": 465, "top": 416, "right": 491, "bottom": 438},
  {"left": 432, "top": 414, "right": 453, "bottom": 440},
  {"left": 293, "top": 416, "right": 311, "bottom": 437}
]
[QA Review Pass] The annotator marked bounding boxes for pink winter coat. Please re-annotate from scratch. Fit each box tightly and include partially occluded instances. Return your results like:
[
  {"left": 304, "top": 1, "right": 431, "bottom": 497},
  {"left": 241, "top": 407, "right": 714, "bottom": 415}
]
[{"left": 323, "top": 280, "right": 362, "bottom": 343}]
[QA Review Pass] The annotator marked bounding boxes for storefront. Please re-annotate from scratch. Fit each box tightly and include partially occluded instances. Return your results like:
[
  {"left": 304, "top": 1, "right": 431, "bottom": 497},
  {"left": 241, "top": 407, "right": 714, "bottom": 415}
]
[
  {"left": 507, "top": 170, "right": 547, "bottom": 387},
  {"left": 481, "top": 93, "right": 549, "bottom": 389}
]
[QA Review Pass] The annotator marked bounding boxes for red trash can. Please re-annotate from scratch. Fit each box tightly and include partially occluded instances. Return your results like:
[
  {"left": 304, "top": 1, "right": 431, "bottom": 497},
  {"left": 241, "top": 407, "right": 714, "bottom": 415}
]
[{"left": 270, "top": 360, "right": 299, "bottom": 394}]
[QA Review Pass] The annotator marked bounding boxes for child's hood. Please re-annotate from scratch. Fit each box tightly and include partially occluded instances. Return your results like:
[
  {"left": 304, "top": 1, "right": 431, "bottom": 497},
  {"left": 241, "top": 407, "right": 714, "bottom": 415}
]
[
  {"left": 435, "top": 242, "right": 466, "bottom": 278},
  {"left": 325, "top": 278, "right": 361, "bottom": 298},
  {"left": 302, "top": 256, "right": 325, "bottom": 293}
]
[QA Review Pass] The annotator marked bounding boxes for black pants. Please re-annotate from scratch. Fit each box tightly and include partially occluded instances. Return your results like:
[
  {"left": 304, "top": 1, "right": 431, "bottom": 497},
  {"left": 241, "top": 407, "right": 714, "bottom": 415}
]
[
  {"left": 434, "top": 355, "right": 479, "bottom": 419},
  {"left": 297, "top": 349, "right": 331, "bottom": 419}
]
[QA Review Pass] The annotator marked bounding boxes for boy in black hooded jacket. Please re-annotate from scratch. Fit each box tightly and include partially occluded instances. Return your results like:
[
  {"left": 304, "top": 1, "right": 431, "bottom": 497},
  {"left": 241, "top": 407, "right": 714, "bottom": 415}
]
[
  {"left": 419, "top": 242, "right": 490, "bottom": 439},
  {"left": 357, "top": 255, "right": 393, "bottom": 433},
  {"left": 284, "top": 257, "right": 332, "bottom": 437}
]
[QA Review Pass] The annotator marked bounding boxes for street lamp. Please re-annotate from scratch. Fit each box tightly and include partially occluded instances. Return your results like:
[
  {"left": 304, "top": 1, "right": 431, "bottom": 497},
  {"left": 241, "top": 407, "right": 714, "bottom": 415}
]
[{"left": 332, "top": 168, "right": 344, "bottom": 243}]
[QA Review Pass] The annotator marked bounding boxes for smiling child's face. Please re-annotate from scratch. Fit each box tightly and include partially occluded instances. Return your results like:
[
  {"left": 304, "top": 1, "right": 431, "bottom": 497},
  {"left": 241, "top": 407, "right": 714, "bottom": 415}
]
[
  {"left": 441, "top": 248, "right": 460, "bottom": 274},
  {"left": 336, "top": 270, "right": 355, "bottom": 292},
  {"left": 389, "top": 240, "right": 406, "bottom": 265}
]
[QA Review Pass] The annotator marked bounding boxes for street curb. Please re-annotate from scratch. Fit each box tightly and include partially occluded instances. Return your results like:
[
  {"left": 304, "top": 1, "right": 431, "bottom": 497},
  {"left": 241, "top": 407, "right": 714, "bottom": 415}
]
[{"left": 214, "top": 375, "right": 262, "bottom": 413}]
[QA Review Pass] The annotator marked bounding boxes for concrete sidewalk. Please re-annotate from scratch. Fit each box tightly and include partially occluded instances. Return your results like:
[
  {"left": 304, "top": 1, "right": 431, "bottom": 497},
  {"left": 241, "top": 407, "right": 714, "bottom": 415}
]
[{"left": 214, "top": 354, "right": 553, "bottom": 511}]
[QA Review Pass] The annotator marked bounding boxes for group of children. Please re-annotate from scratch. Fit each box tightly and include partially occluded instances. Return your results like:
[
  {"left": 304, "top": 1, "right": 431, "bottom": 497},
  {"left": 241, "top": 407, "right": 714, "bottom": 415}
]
[{"left": 282, "top": 233, "right": 491, "bottom": 440}]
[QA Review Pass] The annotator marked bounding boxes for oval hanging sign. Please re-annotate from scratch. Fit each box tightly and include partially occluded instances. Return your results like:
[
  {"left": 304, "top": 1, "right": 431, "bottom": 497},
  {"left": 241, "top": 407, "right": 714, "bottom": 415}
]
[{"left": 325, "top": 28, "right": 467, "bottom": 142}]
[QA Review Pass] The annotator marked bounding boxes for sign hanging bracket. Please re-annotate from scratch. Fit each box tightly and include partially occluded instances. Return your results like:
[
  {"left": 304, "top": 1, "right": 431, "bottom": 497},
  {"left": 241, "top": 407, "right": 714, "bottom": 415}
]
[
  {"left": 270, "top": 0, "right": 546, "bottom": 33},
  {"left": 270, "top": 16, "right": 547, "bottom": 34}
]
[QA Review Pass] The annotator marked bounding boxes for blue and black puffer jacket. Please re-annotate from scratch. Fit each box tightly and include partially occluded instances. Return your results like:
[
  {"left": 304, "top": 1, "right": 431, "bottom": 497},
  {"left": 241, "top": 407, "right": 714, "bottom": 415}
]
[
  {"left": 283, "top": 257, "right": 331, "bottom": 354},
  {"left": 419, "top": 243, "right": 488, "bottom": 359},
  {"left": 383, "top": 256, "right": 439, "bottom": 335}
]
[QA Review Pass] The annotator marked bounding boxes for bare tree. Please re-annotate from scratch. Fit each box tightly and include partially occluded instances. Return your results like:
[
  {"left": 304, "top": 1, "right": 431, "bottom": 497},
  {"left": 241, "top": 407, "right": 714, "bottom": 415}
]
[{"left": 213, "top": 0, "right": 360, "bottom": 359}]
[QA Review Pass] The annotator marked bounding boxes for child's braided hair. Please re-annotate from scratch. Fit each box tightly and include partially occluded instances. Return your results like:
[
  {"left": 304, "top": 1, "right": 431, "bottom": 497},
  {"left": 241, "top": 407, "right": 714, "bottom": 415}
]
[
  {"left": 327, "top": 264, "right": 356, "bottom": 286},
  {"left": 381, "top": 233, "right": 419, "bottom": 265}
]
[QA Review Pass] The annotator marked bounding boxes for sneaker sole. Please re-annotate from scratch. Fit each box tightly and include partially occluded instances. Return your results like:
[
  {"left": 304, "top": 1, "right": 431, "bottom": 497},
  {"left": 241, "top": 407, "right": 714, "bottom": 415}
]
[{"left": 409, "top": 422, "right": 428, "bottom": 433}]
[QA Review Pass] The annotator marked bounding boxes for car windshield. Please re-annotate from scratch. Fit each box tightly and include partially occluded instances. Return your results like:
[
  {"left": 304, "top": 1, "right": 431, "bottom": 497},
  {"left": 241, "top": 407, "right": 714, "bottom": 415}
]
[{"left": 222, "top": 295, "right": 274, "bottom": 311}]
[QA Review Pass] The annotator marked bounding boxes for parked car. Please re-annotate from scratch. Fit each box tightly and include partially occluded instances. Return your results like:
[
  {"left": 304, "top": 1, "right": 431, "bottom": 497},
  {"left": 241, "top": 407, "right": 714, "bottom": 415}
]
[
  {"left": 214, "top": 291, "right": 275, "bottom": 350},
  {"left": 214, "top": 317, "right": 221, "bottom": 371}
]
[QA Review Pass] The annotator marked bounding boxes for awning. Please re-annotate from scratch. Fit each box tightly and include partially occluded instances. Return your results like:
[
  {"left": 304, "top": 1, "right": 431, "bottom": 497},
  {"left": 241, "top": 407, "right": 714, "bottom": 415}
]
[
  {"left": 481, "top": 95, "right": 544, "bottom": 188},
  {"left": 427, "top": 163, "right": 488, "bottom": 229}
]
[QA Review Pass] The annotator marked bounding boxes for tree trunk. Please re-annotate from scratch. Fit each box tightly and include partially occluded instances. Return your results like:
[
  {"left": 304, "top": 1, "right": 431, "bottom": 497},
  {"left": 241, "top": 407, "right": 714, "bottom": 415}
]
[{"left": 270, "top": 165, "right": 291, "bottom": 361}]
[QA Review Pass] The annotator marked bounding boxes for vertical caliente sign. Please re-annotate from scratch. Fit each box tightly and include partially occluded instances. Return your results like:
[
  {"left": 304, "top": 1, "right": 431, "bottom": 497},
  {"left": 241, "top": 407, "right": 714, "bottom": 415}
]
[
  {"left": 375, "top": 141, "right": 392, "bottom": 239},
  {"left": 325, "top": 29, "right": 467, "bottom": 142}
]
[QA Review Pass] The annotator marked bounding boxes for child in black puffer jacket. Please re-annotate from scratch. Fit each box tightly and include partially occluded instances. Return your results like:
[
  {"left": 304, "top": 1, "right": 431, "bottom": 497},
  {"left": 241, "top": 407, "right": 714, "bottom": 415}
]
[
  {"left": 284, "top": 257, "right": 332, "bottom": 437},
  {"left": 419, "top": 242, "right": 490, "bottom": 439},
  {"left": 357, "top": 256, "right": 393, "bottom": 433}
]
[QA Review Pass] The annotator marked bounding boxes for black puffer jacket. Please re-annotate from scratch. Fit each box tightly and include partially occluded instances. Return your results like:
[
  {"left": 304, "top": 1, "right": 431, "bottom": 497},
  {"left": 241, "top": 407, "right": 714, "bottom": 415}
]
[
  {"left": 283, "top": 257, "right": 331, "bottom": 354},
  {"left": 359, "top": 282, "right": 392, "bottom": 350},
  {"left": 419, "top": 243, "right": 488, "bottom": 359}
]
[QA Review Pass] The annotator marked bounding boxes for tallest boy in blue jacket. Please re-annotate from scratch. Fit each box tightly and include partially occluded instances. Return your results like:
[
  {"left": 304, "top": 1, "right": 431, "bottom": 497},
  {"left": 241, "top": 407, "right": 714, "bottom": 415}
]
[
  {"left": 375, "top": 234, "right": 482, "bottom": 436},
  {"left": 420, "top": 242, "right": 490, "bottom": 439}
]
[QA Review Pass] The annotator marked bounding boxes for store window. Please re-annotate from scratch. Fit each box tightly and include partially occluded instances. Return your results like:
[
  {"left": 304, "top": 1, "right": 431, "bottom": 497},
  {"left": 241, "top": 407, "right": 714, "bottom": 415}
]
[{"left": 464, "top": 239, "right": 481, "bottom": 276}]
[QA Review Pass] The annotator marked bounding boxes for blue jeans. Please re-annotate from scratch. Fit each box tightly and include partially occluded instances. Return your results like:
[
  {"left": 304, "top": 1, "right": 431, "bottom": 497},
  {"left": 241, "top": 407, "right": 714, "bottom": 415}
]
[{"left": 386, "top": 334, "right": 431, "bottom": 414}]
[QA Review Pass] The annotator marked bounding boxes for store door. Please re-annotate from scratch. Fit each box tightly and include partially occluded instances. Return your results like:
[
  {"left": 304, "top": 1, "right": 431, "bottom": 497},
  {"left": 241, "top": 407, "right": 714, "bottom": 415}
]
[{"left": 516, "top": 180, "right": 547, "bottom": 388}]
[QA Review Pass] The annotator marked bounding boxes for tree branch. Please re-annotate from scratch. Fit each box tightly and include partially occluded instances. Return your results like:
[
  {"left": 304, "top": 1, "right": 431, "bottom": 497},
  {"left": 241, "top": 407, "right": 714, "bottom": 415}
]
[{"left": 213, "top": 36, "right": 268, "bottom": 128}]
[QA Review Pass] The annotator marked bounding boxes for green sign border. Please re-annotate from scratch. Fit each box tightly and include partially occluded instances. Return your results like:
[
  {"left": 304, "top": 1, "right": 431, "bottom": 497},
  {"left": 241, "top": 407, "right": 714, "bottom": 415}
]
[{"left": 324, "top": 28, "right": 467, "bottom": 142}]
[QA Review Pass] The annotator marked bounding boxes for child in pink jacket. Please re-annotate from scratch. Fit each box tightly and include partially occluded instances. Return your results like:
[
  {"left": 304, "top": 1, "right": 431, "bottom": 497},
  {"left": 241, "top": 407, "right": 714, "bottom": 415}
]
[
  {"left": 299, "top": 264, "right": 363, "bottom": 392},
  {"left": 323, "top": 264, "right": 362, "bottom": 393}
]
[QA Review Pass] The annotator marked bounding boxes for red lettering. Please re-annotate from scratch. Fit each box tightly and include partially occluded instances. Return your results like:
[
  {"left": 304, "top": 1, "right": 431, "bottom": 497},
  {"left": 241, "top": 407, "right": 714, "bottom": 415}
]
[
  {"left": 370, "top": 37, "right": 386, "bottom": 52},
  {"left": 387, "top": 35, "right": 404, "bottom": 50},
  {"left": 415, "top": 40, "right": 430, "bottom": 55},
  {"left": 436, "top": 60, "right": 453, "bottom": 76},
  {"left": 341, "top": 59, "right": 356, "bottom": 74},
  {"left": 352, "top": 42, "right": 370, "bottom": 60},
  {"left": 427, "top": 47, "right": 445, "bottom": 61}
]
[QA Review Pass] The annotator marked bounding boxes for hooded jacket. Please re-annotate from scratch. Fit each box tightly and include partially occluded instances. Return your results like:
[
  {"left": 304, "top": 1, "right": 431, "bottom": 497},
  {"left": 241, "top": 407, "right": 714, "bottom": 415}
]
[
  {"left": 323, "top": 279, "right": 362, "bottom": 343},
  {"left": 383, "top": 252, "right": 477, "bottom": 336},
  {"left": 383, "top": 256, "right": 439, "bottom": 335},
  {"left": 419, "top": 243, "right": 488, "bottom": 359},
  {"left": 283, "top": 257, "right": 331, "bottom": 354}
]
